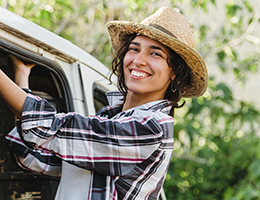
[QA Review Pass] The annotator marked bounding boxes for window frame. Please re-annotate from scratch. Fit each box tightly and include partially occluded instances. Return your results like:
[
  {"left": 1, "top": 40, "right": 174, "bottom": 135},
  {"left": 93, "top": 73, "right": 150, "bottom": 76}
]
[{"left": 0, "top": 37, "right": 74, "bottom": 112}]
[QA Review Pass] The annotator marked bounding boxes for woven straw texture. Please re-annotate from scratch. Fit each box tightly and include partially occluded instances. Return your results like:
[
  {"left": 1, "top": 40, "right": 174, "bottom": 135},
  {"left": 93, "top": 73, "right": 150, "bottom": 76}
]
[{"left": 106, "top": 6, "right": 208, "bottom": 98}]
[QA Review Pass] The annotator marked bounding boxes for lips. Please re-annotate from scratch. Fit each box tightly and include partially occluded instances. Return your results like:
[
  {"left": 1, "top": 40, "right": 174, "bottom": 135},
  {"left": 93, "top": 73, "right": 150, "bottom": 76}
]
[{"left": 130, "top": 69, "right": 150, "bottom": 78}]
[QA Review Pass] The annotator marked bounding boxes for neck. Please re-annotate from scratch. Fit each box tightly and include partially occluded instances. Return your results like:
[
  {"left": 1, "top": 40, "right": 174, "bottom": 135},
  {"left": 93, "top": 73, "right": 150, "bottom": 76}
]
[{"left": 122, "top": 91, "right": 164, "bottom": 112}]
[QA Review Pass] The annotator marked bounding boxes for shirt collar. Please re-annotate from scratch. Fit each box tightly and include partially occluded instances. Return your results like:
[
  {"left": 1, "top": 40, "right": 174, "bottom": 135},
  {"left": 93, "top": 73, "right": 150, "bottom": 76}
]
[
  {"left": 105, "top": 90, "right": 172, "bottom": 116},
  {"left": 106, "top": 90, "right": 124, "bottom": 106}
]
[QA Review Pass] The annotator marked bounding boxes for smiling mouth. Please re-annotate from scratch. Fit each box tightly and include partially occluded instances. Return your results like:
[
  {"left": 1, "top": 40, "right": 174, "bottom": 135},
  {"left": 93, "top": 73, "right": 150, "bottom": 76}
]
[{"left": 131, "top": 69, "right": 149, "bottom": 77}]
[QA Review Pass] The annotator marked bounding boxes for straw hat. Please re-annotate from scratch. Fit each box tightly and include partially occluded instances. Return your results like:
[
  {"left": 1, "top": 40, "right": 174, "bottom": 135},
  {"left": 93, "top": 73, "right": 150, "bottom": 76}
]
[{"left": 106, "top": 6, "right": 208, "bottom": 98}]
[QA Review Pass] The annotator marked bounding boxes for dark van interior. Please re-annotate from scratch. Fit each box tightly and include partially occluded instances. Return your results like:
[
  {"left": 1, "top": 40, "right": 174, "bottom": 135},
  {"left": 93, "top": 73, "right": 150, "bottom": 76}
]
[
  {"left": 0, "top": 30, "right": 112, "bottom": 199},
  {"left": 0, "top": 36, "right": 111, "bottom": 199}
]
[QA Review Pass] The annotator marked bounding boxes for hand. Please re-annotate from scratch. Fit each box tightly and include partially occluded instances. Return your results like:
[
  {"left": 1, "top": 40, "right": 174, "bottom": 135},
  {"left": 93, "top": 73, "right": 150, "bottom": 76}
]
[{"left": 9, "top": 54, "right": 35, "bottom": 88}]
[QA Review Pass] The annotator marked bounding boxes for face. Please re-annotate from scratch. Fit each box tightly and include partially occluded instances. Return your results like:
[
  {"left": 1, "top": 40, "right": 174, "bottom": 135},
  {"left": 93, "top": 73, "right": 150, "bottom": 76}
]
[{"left": 123, "top": 35, "right": 175, "bottom": 101}]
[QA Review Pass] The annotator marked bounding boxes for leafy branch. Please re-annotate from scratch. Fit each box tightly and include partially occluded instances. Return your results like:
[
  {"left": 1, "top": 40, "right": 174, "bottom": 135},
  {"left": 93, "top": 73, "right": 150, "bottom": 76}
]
[
  {"left": 172, "top": 153, "right": 208, "bottom": 164},
  {"left": 206, "top": 1, "right": 260, "bottom": 56}
]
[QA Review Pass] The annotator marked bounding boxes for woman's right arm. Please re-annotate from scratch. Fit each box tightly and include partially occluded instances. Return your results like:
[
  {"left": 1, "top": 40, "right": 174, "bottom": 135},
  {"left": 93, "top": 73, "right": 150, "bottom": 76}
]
[
  {"left": 9, "top": 54, "right": 35, "bottom": 89},
  {"left": 0, "top": 55, "right": 35, "bottom": 119},
  {"left": 0, "top": 69, "right": 26, "bottom": 119},
  {"left": 5, "top": 55, "right": 61, "bottom": 176},
  {"left": 6, "top": 127, "right": 62, "bottom": 177},
  {"left": 17, "top": 94, "right": 173, "bottom": 176}
]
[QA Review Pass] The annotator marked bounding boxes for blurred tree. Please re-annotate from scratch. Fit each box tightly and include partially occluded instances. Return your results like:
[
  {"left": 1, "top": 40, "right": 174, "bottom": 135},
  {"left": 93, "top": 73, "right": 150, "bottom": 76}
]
[
  {"left": 164, "top": 1, "right": 260, "bottom": 199},
  {"left": 2, "top": 0, "right": 260, "bottom": 199}
]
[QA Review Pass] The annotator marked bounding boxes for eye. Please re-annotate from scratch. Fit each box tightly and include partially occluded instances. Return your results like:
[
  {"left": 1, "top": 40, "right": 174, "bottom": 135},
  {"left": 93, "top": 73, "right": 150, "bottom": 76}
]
[
  {"left": 128, "top": 47, "right": 139, "bottom": 52},
  {"left": 151, "top": 51, "right": 162, "bottom": 57}
]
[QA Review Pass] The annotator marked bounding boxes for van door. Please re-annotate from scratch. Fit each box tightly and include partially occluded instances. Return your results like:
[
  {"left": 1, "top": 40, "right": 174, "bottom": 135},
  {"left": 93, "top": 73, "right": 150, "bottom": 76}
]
[
  {"left": 0, "top": 41, "right": 74, "bottom": 200},
  {"left": 78, "top": 63, "right": 116, "bottom": 115}
]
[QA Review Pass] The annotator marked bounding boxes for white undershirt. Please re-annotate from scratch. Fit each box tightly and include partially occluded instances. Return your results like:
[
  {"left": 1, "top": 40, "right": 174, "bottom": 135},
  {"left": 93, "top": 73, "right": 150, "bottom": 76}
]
[{"left": 55, "top": 161, "right": 91, "bottom": 200}]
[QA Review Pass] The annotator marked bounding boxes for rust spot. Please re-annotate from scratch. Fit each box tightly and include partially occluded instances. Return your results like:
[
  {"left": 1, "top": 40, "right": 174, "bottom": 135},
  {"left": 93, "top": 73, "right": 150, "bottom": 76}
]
[
  {"left": 0, "top": 159, "right": 4, "bottom": 173},
  {"left": 11, "top": 191, "right": 17, "bottom": 200}
]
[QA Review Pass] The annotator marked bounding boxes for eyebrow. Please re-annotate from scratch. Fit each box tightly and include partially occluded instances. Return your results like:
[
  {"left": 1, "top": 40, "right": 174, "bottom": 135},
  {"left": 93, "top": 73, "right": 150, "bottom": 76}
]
[
  {"left": 130, "top": 41, "right": 167, "bottom": 54},
  {"left": 150, "top": 45, "right": 166, "bottom": 53}
]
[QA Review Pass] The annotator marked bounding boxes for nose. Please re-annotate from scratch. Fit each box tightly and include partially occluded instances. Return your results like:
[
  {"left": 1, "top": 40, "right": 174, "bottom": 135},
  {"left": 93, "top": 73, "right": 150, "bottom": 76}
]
[{"left": 133, "top": 51, "right": 147, "bottom": 67}]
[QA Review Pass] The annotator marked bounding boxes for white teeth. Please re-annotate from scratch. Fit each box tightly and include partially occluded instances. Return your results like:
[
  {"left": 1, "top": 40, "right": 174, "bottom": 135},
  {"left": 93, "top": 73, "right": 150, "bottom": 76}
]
[{"left": 131, "top": 70, "right": 147, "bottom": 77}]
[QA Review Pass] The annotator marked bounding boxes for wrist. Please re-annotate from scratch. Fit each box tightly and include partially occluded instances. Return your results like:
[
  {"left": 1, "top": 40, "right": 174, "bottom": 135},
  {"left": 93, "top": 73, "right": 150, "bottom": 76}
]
[
  {"left": 22, "top": 88, "right": 32, "bottom": 94},
  {"left": 14, "top": 72, "right": 30, "bottom": 88},
  {"left": 15, "top": 79, "right": 29, "bottom": 88}
]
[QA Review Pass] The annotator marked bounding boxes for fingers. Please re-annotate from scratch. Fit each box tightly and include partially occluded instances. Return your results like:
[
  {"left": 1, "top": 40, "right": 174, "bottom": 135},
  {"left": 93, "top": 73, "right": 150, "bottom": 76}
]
[
  {"left": 8, "top": 54, "right": 35, "bottom": 88},
  {"left": 27, "top": 63, "right": 36, "bottom": 69},
  {"left": 9, "top": 54, "right": 24, "bottom": 68},
  {"left": 9, "top": 54, "right": 35, "bottom": 69}
]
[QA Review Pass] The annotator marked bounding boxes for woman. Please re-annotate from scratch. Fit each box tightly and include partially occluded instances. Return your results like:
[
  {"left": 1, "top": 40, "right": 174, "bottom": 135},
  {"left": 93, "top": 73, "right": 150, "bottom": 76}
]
[{"left": 1, "top": 6, "right": 207, "bottom": 200}]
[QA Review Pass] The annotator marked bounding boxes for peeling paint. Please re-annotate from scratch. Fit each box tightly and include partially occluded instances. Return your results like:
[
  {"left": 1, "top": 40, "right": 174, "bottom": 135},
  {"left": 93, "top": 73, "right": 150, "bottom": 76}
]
[{"left": 11, "top": 191, "right": 42, "bottom": 200}]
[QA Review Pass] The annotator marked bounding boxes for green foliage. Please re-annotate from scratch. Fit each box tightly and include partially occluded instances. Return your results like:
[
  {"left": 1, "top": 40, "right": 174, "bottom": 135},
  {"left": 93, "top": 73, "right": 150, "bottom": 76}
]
[
  {"left": 3, "top": 0, "right": 260, "bottom": 199},
  {"left": 163, "top": 0, "right": 260, "bottom": 198},
  {"left": 165, "top": 76, "right": 260, "bottom": 199},
  {"left": 190, "top": 0, "right": 216, "bottom": 12}
]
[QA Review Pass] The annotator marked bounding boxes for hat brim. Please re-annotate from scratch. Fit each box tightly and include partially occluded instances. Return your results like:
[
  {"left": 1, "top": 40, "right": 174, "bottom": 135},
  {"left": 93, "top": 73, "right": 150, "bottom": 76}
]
[{"left": 106, "top": 21, "right": 208, "bottom": 98}]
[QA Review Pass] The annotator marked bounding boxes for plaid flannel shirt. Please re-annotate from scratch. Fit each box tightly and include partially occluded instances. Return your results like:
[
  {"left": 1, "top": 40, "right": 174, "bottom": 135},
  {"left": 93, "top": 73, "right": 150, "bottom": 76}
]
[{"left": 6, "top": 91, "right": 174, "bottom": 200}]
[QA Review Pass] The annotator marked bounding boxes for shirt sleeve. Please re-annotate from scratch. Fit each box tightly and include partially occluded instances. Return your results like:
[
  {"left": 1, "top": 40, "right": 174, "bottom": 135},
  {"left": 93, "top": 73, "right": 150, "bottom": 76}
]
[
  {"left": 6, "top": 127, "right": 62, "bottom": 177},
  {"left": 18, "top": 94, "right": 173, "bottom": 176}
]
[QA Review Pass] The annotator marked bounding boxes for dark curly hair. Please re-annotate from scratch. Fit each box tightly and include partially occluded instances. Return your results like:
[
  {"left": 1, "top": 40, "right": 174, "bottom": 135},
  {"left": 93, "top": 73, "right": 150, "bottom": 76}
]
[{"left": 109, "top": 33, "right": 191, "bottom": 116}]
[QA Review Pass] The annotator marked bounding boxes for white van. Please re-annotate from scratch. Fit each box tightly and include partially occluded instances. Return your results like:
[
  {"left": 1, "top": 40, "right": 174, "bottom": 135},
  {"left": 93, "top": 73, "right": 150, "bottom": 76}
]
[
  {"left": 0, "top": 6, "right": 117, "bottom": 200},
  {"left": 0, "top": 6, "right": 167, "bottom": 200}
]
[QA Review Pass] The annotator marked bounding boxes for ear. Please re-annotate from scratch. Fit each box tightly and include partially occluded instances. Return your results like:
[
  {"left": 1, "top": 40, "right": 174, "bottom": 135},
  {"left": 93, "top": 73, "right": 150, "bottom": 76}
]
[{"left": 170, "top": 73, "right": 176, "bottom": 81}]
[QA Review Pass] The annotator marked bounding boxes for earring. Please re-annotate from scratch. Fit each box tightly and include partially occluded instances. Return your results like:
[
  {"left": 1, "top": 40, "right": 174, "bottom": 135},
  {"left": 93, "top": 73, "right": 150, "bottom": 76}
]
[{"left": 171, "top": 81, "right": 176, "bottom": 93}]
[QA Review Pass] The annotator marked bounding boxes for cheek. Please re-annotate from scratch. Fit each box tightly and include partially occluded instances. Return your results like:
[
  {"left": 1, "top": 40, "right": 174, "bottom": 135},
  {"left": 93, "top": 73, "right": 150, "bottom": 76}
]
[
  {"left": 153, "top": 61, "right": 172, "bottom": 76},
  {"left": 123, "top": 52, "right": 134, "bottom": 68},
  {"left": 157, "top": 66, "right": 174, "bottom": 83}
]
